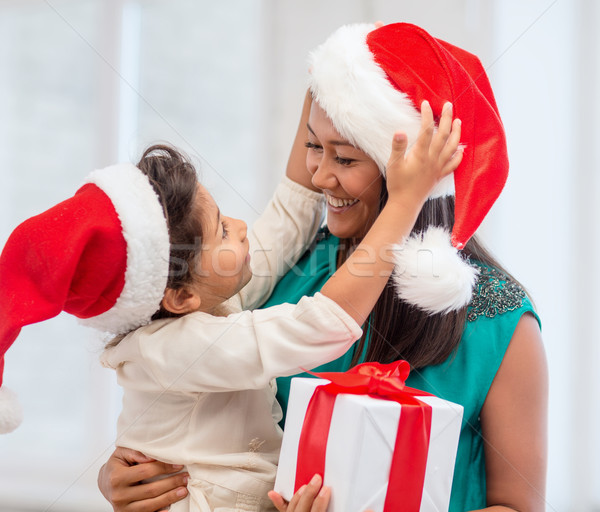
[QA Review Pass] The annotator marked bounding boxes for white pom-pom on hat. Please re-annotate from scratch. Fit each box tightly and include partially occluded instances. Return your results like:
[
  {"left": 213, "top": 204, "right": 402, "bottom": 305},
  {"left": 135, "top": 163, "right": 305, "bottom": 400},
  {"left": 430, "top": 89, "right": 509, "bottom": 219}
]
[
  {"left": 392, "top": 227, "right": 479, "bottom": 315},
  {"left": 0, "top": 386, "right": 23, "bottom": 434}
]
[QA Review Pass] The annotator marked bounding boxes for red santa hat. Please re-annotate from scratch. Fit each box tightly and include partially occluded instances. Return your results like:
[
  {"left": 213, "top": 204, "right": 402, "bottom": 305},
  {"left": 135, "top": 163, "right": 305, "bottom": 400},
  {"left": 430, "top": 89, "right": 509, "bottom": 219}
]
[
  {"left": 0, "top": 163, "right": 170, "bottom": 433},
  {"left": 308, "top": 22, "right": 509, "bottom": 314}
]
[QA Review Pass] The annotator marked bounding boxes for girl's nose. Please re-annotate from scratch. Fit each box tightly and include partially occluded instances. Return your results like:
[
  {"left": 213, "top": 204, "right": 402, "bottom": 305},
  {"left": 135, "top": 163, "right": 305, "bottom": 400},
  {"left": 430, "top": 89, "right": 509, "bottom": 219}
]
[{"left": 236, "top": 218, "right": 247, "bottom": 241}]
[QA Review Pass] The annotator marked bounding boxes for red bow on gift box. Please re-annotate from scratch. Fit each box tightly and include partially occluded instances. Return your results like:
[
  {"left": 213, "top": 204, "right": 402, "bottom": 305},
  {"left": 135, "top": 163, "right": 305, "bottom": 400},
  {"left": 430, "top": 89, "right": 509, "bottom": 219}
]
[{"left": 295, "top": 361, "right": 434, "bottom": 512}]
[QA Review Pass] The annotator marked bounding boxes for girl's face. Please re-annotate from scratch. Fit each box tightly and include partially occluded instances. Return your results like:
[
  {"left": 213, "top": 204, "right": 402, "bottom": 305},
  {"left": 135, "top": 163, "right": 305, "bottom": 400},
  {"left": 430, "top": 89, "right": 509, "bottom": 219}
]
[
  {"left": 190, "top": 184, "right": 252, "bottom": 313},
  {"left": 306, "top": 101, "right": 383, "bottom": 239}
]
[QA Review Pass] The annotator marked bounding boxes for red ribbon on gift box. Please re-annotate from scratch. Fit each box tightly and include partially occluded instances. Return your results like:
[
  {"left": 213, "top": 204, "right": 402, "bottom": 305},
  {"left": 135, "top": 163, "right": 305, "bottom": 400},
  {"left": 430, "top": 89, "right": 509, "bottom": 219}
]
[{"left": 294, "top": 361, "right": 433, "bottom": 512}]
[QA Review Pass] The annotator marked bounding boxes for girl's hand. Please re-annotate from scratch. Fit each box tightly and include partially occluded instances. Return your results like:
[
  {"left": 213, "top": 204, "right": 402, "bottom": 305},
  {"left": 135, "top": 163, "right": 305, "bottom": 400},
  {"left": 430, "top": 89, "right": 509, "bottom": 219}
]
[
  {"left": 268, "top": 474, "right": 375, "bottom": 512},
  {"left": 97, "top": 447, "right": 189, "bottom": 512},
  {"left": 386, "top": 100, "right": 463, "bottom": 209}
]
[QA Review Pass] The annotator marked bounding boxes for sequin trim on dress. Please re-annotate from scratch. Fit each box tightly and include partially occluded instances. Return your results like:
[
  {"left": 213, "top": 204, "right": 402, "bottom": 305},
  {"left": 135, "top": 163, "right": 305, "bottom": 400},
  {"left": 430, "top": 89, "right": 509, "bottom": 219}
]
[{"left": 467, "top": 264, "right": 526, "bottom": 322}]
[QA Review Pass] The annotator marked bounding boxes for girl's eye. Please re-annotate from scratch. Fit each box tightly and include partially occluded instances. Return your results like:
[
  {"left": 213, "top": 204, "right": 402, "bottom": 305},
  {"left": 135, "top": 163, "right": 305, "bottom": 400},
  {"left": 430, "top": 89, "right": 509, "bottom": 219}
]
[
  {"left": 304, "top": 141, "right": 323, "bottom": 152},
  {"left": 335, "top": 156, "right": 354, "bottom": 166},
  {"left": 221, "top": 220, "right": 229, "bottom": 239}
]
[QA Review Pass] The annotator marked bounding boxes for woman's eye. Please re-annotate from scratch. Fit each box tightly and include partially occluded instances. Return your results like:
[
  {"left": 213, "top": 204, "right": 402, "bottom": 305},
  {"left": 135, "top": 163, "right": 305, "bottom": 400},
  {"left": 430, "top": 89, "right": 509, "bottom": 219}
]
[
  {"left": 335, "top": 156, "right": 354, "bottom": 166},
  {"left": 304, "top": 141, "right": 323, "bottom": 152},
  {"left": 221, "top": 220, "right": 229, "bottom": 239}
]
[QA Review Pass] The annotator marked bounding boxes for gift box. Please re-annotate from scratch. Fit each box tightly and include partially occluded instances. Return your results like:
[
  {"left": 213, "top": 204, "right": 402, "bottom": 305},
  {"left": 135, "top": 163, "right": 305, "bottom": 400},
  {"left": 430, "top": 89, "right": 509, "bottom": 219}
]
[{"left": 274, "top": 361, "right": 463, "bottom": 512}]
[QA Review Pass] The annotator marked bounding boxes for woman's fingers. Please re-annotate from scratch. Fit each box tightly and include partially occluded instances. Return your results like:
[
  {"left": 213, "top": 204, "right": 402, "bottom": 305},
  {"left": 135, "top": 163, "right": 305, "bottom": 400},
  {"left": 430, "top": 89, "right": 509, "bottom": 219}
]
[
  {"left": 98, "top": 449, "right": 189, "bottom": 512},
  {"left": 309, "top": 485, "right": 331, "bottom": 512},
  {"left": 272, "top": 474, "right": 329, "bottom": 512},
  {"left": 116, "top": 447, "right": 157, "bottom": 465},
  {"left": 294, "top": 474, "right": 323, "bottom": 511},
  {"left": 115, "top": 482, "right": 188, "bottom": 512},
  {"left": 268, "top": 490, "right": 289, "bottom": 512},
  {"left": 120, "top": 461, "right": 185, "bottom": 488},
  {"left": 125, "top": 472, "right": 189, "bottom": 502},
  {"left": 122, "top": 485, "right": 188, "bottom": 512}
]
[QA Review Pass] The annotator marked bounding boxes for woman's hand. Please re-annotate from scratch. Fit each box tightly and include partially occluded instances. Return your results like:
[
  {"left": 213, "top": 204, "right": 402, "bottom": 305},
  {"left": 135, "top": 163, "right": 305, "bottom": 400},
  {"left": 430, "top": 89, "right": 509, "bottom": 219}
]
[
  {"left": 268, "top": 475, "right": 330, "bottom": 512},
  {"left": 97, "top": 447, "right": 189, "bottom": 512},
  {"left": 385, "top": 100, "right": 462, "bottom": 209},
  {"left": 268, "top": 474, "right": 374, "bottom": 512}
]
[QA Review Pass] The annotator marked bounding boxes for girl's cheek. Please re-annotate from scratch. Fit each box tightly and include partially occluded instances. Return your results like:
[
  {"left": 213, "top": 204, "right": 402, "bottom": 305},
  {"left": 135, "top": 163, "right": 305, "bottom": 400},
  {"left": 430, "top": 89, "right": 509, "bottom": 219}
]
[{"left": 215, "top": 247, "right": 243, "bottom": 276}]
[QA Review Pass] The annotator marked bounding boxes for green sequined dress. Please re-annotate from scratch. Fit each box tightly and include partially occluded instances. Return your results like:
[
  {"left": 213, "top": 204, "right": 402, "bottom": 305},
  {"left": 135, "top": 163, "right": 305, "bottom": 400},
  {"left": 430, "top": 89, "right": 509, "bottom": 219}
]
[{"left": 261, "top": 229, "right": 539, "bottom": 512}]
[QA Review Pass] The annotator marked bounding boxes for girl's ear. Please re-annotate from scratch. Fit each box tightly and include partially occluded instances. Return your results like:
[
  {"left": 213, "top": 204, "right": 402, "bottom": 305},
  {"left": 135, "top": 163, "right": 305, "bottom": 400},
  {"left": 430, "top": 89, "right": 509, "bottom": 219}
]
[{"left": 161, "top": 287, "right": 201, "bottom": 315}]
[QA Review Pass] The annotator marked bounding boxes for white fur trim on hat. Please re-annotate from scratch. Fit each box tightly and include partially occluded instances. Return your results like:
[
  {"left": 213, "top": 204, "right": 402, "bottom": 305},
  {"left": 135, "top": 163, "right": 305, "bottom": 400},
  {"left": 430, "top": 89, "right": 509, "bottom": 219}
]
[
  {"left": 308, "top": 23, "right": 454, "bottom": 198},
  {"left": 0, "top": 386, "right": 23, "bottom": 434},
  {"left": 392, "top": 226, "right": 478, "bottom": 314},
  {"left": 80, "top": 163, "right": 170, "bottom": 335}
]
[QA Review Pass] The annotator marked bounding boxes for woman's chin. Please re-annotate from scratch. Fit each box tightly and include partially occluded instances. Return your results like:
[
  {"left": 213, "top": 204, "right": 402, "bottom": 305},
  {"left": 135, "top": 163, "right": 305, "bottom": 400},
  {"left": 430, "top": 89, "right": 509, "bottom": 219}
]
[{"left": 326, "top": 218, "right": 364, "bottom": 239}]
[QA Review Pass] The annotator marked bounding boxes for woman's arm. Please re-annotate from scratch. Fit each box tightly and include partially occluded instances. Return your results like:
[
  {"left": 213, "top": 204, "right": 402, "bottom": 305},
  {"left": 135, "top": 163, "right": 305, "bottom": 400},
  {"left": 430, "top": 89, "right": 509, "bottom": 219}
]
[
  {"left": 286, "top": 89, "right": 320, "bottom": 191},
  {"left": 474, "top": 313, "right": 548, "bottom": 512}
]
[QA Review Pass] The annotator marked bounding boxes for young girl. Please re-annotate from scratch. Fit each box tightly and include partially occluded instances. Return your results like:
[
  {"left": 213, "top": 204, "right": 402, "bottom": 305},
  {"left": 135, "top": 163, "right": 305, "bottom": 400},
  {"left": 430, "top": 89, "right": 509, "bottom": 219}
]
[{"left": 0, "top": 102, "right": 461, "bottom": 511}]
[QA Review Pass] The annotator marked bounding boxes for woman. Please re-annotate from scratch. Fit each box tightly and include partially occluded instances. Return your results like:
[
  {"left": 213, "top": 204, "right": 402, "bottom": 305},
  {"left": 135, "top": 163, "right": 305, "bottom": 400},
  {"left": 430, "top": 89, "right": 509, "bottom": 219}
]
[{"left": 98, "top": 23, "right": 547, "bottom": 512}]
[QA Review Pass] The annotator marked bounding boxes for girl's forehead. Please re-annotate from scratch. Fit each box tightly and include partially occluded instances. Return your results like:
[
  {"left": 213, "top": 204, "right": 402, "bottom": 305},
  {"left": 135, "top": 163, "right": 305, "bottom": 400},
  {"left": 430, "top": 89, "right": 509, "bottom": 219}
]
[
  {"left": 195, "top": 183, "right": 219, "bottom": 231},
  {"left": 196, "top": 183, "right": 216, "bottom": 209}
]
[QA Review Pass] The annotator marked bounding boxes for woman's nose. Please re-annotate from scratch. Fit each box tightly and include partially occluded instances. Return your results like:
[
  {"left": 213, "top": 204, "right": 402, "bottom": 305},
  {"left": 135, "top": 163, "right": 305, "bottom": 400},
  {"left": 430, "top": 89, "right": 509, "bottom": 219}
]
[{"left": 311, "top": 158, "right": 338, "bottom": 191}]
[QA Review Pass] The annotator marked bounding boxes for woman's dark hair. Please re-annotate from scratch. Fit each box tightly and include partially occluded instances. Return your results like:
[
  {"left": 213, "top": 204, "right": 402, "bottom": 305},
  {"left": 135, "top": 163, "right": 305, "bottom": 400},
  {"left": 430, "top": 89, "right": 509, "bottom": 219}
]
[
  {"left": 136, "top": 144, "right": 203, "bottom": 320},
  {"left": 346, "top": 185, "right": 522, "bottom": 369}
]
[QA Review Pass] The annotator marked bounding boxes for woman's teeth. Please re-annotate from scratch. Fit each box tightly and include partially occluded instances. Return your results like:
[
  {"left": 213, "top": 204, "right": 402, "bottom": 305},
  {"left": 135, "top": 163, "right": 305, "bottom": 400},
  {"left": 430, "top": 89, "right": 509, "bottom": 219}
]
[{"left": 327, "top": 195, "right": 359, "bottom": 208}]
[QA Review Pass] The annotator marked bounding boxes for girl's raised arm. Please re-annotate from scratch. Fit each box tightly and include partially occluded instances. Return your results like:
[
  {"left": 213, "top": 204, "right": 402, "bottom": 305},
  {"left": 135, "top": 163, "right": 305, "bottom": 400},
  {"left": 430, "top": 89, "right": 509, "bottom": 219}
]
[{"left": 320, "top": 101, "right": 463, "bottom": 325}]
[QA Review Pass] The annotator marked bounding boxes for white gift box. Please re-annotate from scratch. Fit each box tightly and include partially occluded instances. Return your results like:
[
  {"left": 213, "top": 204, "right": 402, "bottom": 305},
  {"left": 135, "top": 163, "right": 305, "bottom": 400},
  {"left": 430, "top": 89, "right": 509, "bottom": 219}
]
[{"left": 274, "top": 377, "right": 463, "bottom": 512}]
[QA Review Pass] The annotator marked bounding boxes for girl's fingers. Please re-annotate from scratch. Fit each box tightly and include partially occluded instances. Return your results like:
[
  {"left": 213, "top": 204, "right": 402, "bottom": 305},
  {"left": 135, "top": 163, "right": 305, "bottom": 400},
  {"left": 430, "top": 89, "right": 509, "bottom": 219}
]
[
  {"left": 386, "top": 131, "right": 408, "bottom": 174},
  {"left": 430, "top": 102, "right": 453, "bottom": 156},
  {"left": 441, "top": 146, "right": 464, "bottom": 176},
  {"left": 439, "top": 118, "right": 462, "bottom": 164},
  {"left": 413, "top": 100, "right": 435, "bottom": 153}
]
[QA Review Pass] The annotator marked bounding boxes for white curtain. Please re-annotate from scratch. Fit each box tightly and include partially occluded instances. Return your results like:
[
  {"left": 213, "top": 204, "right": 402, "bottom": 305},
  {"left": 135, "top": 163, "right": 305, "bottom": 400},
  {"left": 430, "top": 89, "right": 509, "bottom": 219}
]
[{"left": 0, "top": 1, "right": 597, "bottom": 510}]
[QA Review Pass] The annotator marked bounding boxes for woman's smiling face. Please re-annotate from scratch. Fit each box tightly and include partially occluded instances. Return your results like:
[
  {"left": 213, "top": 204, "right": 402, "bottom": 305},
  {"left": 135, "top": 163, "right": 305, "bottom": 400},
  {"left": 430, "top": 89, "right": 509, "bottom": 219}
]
[{"left": 306, "top": 101, "right": 383, "bottom": 239}]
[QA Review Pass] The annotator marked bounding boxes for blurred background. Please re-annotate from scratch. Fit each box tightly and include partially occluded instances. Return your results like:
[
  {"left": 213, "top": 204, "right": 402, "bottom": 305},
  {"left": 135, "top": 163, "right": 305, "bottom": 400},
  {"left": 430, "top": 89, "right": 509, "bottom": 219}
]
[{"left": 0, "top": 0, "right": 598, "bottom": 510}]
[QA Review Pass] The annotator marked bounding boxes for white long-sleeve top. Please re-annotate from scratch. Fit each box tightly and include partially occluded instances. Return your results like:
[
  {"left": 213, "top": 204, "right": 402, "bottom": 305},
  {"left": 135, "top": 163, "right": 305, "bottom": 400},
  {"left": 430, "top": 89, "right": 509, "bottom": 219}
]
[{"left": 101, "top": 178, "right": 362, "bottom": 511}]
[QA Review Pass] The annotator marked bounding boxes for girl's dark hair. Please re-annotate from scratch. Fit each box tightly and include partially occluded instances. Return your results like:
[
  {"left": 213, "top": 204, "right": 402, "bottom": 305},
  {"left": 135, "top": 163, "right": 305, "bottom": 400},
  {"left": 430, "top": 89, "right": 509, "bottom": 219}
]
[
  {"left": 136, "top": 144, "right": 202, "bottom": 320},
  {"left": 346, "top": 185, "right": 522, "bottom": 369}
]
